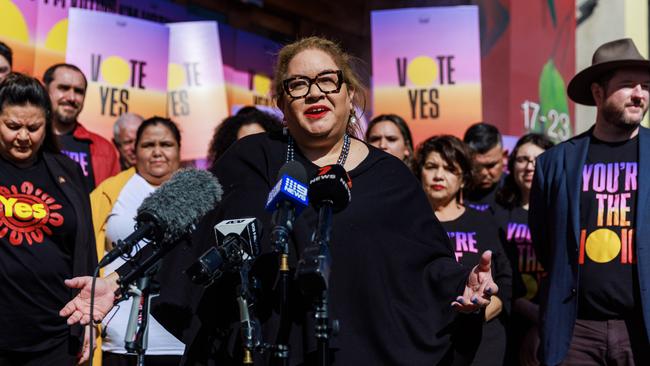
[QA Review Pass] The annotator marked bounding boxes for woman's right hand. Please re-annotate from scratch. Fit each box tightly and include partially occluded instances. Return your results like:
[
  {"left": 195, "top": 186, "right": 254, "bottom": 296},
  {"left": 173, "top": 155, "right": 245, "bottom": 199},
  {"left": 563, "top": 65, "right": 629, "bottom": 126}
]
[{"left": 59, "top": 272, "right": 120, "bottom": 325}]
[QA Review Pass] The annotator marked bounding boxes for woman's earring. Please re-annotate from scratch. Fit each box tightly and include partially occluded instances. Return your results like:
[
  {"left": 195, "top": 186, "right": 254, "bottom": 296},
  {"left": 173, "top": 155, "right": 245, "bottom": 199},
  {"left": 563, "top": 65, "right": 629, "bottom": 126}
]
[{"left": 349, "top": 110, "right": 358, "bottom": 126}]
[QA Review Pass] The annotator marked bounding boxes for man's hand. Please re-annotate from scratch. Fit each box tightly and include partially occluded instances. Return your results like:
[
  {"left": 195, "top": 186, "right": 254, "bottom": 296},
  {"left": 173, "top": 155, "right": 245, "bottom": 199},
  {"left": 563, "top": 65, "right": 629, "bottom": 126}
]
[
  {"left": 451, "top": 250, "right": 498, "bottom": 313},
  {"left": 60, "top": 272, "right": 120, "bottom": 325}
]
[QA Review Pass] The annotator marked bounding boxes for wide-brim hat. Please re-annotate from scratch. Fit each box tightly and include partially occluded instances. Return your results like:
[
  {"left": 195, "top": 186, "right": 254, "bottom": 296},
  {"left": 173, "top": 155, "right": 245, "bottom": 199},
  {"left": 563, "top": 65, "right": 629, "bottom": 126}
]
[{"left": 567, "top": 38, "right": 650, "bottom": 106}]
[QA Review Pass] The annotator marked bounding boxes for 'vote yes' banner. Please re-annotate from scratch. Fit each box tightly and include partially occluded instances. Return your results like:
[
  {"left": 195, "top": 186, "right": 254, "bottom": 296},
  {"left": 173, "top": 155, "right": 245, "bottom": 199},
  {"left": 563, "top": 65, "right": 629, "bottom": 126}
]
[
  {"left": 66, "top": 8, "right": 169, "bottom": 140},
  {"left": 371, "top": 6, "right": 482, "bottom": 145}
]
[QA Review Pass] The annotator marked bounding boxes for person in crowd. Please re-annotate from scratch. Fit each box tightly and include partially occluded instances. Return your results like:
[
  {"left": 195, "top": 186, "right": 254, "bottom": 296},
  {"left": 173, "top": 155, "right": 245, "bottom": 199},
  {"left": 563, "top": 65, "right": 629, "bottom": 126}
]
[
  {"left": 530, "top": 38, "right": 650, "bottom": 365},
  {"left": 91, "top": 117, "right": 185, "bottom": 365},
  {"left": 206, "top": 106, "right": 282, "bottom": 169},
  {"left": 365, "top": 113, "right": 414, "bottom": 166},
  {"left": 463, "top": 122, "right": 507, "bottom": 212},
  {"left": 0, "top": 41, "right": 12, "bottom": 82},
  {"left": 0, "top": 73, "right": 96, "bottom": 364},
  {"left": 494, "top": 133, "right": 553, "bottom": 366},
  {"left": 43, "top": 63, "right": 120, "bottom": 191},
  {"left": 112, "top": 113, "right": 144, "bottom": 170},
  {"left": 414, "top": 135, "right": 511, "bottom": 366},
  {"left": 60, "top": 36, "right": 498, "bottom": 365}
]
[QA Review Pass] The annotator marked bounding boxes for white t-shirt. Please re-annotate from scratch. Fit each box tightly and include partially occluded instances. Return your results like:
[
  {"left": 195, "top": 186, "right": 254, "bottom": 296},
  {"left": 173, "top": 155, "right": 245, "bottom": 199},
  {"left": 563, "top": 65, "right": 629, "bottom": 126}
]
[{"left": 102, "top": 173, "right": 185, "bottom": 355}]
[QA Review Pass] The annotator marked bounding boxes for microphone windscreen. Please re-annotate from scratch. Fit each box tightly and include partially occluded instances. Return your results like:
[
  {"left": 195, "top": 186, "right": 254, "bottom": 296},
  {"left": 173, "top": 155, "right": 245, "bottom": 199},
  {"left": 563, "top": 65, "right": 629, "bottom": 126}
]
[
  {"left": 277, "top": 160, "right": 308, "bottom": 184},
  {"left": 137, "top": 168, "right": 223, "bottom": 243},
  {"left": 308, "top": 164, "right": 352, "bottom": 212}
]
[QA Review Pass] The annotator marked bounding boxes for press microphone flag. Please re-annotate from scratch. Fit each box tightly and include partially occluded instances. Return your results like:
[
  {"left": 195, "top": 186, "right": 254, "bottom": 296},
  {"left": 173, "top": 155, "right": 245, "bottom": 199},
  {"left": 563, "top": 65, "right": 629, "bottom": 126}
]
[
  {"left": 186, "top": 217, "right": 263, "bottom": 286},
  {"left": 265, "top": 161, "right": 309, "bottom": 214},
  {"left": 99, "top": 169, "right": 223, "bottom": 268}
]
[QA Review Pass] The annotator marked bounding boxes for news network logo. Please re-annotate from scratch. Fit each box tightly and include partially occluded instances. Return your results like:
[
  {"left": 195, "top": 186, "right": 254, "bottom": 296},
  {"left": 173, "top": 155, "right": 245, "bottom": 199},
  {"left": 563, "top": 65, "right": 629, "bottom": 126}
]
[{"left": 283, "top": 176, "right": 308, "bottom": 204}]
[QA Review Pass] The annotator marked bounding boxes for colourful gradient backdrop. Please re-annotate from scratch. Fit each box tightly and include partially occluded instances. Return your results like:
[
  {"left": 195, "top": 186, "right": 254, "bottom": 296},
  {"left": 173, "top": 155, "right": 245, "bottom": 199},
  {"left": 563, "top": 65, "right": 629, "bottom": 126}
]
[
  {"left": 168, "top": 22, "right": 229, "bottom": 160},
  {"left": 0, "top": 0, "right": 38, "bottom": 75},
  {"left": 371, "top": 6, "right": 482, "bottom": 146},
  {"left": 220, "top": 24, "right": 281, "bottom": 113},
  {"left": 66, "top": 9, "right": 169, "bottom": 139}
]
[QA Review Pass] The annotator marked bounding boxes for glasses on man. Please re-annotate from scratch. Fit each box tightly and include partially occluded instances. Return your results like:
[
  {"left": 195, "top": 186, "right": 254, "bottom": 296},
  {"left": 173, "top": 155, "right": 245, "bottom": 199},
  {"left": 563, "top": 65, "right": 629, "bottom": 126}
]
[
  {"left": 282, "top": 70, "right": 344, "bottom": 98},
  {"left": 515, "top": 156, "right": 537, "bottom": 167}
]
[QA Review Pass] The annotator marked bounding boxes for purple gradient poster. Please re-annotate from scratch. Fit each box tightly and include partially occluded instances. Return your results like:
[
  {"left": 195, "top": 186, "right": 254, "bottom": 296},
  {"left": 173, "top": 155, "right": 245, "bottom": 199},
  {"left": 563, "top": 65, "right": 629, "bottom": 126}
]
[
  {"left": 371, "top": 6, "right": 482, "bottom": 145},
  {"left": 221, "top": 25, "right": 281, "bottom": 113},
  {"left": 66, "top": 8, "right": 169, "bottom": 139},
  {"left": 168, "top": 21, "right": 228, "bottom": 160}
]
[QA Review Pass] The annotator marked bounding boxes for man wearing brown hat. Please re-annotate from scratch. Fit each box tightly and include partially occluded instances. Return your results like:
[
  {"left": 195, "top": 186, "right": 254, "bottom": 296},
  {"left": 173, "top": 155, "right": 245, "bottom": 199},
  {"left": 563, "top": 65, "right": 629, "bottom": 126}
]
[{"left": 530, "top": 38, "right": 650, "bottom": 365}]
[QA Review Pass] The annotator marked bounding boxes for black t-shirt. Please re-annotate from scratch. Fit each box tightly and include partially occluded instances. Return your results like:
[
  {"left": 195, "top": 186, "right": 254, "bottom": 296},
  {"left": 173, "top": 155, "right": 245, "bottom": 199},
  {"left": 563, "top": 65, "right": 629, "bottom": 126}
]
[
  {"left": 495, "top": 206, "right": 546, "bottom": 303},
  {"left": 465, "top": 175, "right": 507, "bottom": 213},
  {"left": 578, "top": 135, "right": 638, "bottom": 319},
  {"left": 441, "top": 207, "right": 511, "bottom": 366},
  {"left": 0, "top": 156, "right": 77, "bottom": 351},
  {"left": 58, "top": 132, "right": 94, "bottom": 191}
]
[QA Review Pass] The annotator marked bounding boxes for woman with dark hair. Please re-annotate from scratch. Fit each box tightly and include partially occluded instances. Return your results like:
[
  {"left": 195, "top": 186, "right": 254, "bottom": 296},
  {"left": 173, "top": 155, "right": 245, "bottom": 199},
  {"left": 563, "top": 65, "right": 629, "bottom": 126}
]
[
  {"left": 495, "top": 133, "right": 553, "bottom": 366},
  {"left": 0, "top": 73, "right": 96, "bottom": 364},
  {"left": 365, "top": 113, "right": 414, "bottom": 165},
  {"left": 414, "top": 135, "right": 511, "bottom": 366},
  {"left": 206, "top": 106, "right": 282, "bottom": 169},
  {"left": 90, "top": 116, "right": 185, "bottom": 365},
  {"left": 62, "top": 37, "right": 498, "bottom": 365}
]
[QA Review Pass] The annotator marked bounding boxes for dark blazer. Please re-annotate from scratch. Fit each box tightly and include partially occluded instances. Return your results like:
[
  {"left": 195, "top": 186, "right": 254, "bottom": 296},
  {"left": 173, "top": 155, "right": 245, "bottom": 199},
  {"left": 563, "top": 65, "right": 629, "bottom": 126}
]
[
  {"left": 42, "top": 151, "right": 98, "bottom": 348},
  {"left": 529, "top": 127, "right": 650, "bottom": 365}
]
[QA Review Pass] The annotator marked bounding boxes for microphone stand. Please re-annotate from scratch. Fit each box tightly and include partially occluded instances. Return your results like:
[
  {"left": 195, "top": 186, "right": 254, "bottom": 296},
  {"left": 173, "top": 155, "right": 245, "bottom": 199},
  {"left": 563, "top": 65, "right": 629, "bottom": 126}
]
[
  {"left": 271, "top": 201, "right": 294, "bottom": 365},
  {"left": 237, "top": 263, "right": 263, "bottom": 365},
  {"left": 297, "top": 202, "right": 337, "bottom": 366},
  {"left": 123, "top": 264, "right": 160, "bottom": 366}
]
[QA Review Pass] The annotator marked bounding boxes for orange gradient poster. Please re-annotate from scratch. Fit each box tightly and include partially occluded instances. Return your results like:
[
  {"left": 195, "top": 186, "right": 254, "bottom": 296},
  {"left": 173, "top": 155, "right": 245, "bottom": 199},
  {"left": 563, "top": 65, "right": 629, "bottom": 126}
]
[
  {"left": 371, "top": 6, "right": 482, "bottom": 145},
  {"left": 0, "top": 0, "right": 37, "bottom": 75},
  {"left": 66, "top": 8, "right": 169, "bottom": 140},
  {"left": 167, "top": 22, "right": 229, "bottom": 160}
]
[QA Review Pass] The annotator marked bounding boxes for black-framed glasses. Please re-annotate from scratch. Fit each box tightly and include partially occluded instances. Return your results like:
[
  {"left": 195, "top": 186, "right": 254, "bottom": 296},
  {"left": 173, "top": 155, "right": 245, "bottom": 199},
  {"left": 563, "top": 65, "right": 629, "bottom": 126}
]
[
  {"left": 515, "top": 156, "right": 537, "bottom": 167},
  {"left": 282, "top": 70, "right": 344, "bottom": 98}
]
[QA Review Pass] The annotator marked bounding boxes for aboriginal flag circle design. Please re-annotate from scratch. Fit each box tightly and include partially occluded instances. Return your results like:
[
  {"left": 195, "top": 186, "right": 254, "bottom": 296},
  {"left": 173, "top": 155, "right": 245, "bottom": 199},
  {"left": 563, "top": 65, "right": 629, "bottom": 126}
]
[{"left": 0, "top": 182, "right": 64, "bottom": 246}]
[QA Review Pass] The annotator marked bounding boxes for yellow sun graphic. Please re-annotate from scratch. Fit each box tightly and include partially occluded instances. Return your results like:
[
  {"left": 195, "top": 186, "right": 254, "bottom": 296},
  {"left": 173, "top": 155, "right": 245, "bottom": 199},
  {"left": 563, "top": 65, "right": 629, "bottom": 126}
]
[
  {"left": 0, "top": 0, "right": 30, "bottom": 42},
  {"left": 167, "top": 63, "right": 186, "bottom": 90},
  {"left": 45, "top": 19, "right": 68, "bottom": 52},
  {"left": 407, "top": 56, "right": 438, "bottom": 87},
  {"left": 101, "top": 56, "right": 131, "bottom": 86},
  {"left": 586, "top": 228, "right": 621, "bottom": 263},
  {"left": 253, "top": 74, "right": 271, "bottom": 95}
]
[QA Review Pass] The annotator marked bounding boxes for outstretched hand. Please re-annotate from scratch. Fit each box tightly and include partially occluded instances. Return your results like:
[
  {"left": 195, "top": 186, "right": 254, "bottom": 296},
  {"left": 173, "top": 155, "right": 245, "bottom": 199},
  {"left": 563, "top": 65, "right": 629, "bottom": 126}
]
[
  {"left": 59, "top": 273, "right": 120, "bottom": 325},
  {"left": 451, "top": 250, "right": 498, "bottom": 313}
]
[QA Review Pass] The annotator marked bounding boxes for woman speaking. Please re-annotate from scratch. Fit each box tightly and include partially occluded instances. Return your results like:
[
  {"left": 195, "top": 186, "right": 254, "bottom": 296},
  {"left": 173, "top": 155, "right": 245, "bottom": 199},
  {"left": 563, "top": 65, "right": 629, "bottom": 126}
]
[{"left": 61, "top": 37, "right": 497, "bottom": 365}]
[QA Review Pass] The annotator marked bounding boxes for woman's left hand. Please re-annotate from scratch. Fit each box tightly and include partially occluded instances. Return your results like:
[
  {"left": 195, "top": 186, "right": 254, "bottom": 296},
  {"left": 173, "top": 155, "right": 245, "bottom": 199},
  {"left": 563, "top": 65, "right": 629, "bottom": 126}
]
[
  {"left": 77, "top": 324, "right": 97, "bottom": 364},
  {"left": 451, "top": 250, "right": 498, "bottom": 313}
]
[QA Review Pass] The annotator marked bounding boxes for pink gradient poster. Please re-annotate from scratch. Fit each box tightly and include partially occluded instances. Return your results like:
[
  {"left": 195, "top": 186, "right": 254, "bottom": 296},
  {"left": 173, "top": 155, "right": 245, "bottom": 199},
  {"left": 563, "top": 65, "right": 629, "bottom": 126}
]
[
  {"left": 168, "top": 21, "right": 228, "bottom": 160},
  {"left": 66, "top": 8, "right": 169, "bottom": 140},
  {"left": 371, "top": 6, "right": 482, "bottom": 146},
  {"left": 33, "top": 1, "right": 116, "bottom": 79}
]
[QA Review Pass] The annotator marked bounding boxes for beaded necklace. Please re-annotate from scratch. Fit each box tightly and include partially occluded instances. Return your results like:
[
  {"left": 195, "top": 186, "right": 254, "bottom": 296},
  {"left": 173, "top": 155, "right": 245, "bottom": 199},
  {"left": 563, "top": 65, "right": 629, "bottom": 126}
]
[{"left": 285, "top": 132, "right": 350, "bottom": 167}]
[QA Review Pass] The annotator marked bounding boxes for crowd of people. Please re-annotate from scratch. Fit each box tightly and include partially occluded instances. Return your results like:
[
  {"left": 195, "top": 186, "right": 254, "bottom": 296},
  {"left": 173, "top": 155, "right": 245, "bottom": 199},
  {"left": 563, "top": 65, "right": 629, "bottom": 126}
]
[{"left": 0, "top": 33, "right": 648, "bottom": 366}]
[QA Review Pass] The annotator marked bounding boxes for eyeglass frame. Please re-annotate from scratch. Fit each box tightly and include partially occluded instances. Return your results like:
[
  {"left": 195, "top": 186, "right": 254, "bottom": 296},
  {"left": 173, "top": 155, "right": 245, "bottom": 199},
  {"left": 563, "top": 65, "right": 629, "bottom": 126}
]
[
  {"left": 514, "top": 155, "right": 538, "bottom": 167},
  {"left": 282, "top": 70, "right": 345, "bottom": 99}
]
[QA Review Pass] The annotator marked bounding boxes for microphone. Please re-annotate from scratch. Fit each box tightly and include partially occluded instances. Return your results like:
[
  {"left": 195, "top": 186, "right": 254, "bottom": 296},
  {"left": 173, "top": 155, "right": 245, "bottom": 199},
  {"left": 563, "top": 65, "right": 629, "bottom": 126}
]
[
  {"left": 186, "top": 217, "right": 263, "bottom": 286},
  {"left": 308, "top": 164, "right": 352, "bottom": 212},
  {"left": 297, "top": 164, "right": 352, "bottom": 297},
  {"left": 99, "top": 169, "right": 223, "bottom": 268},
  {"left": 265, "top": 161, "right": 309, "bottom": 253}
]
